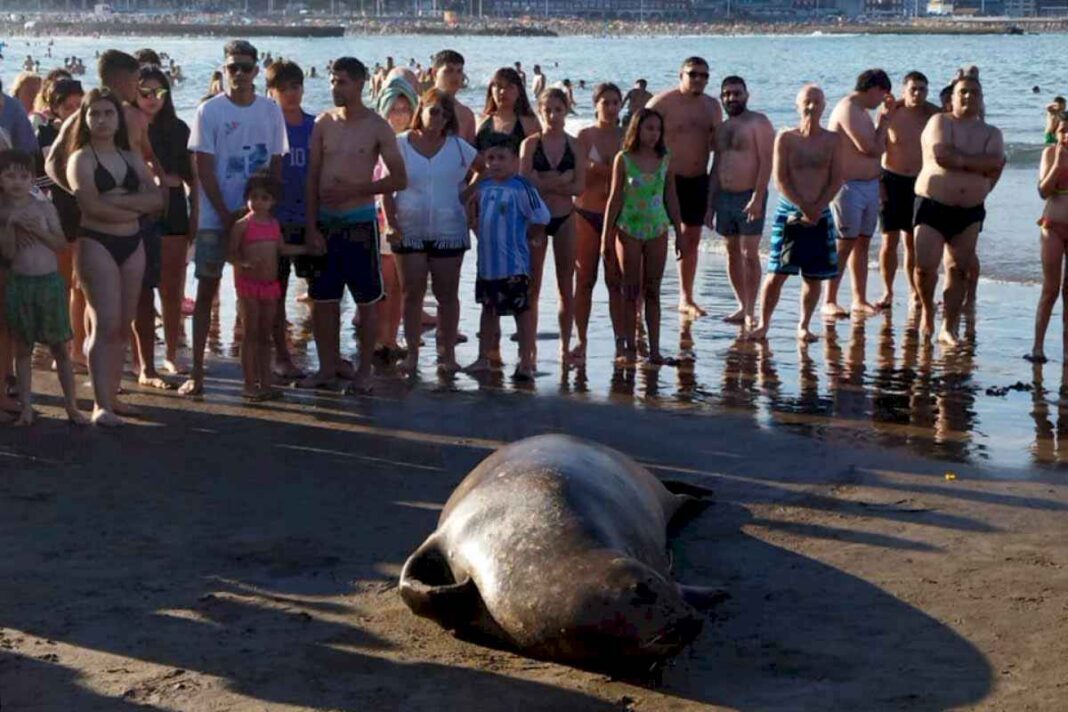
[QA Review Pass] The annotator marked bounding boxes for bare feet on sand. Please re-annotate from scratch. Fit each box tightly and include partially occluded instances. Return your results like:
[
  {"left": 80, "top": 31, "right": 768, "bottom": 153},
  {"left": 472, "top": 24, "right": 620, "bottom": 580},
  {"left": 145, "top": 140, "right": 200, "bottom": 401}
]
[
  {"left": 272, "top": 361, "right": 306, "bottom": 380},
  {"left": 138, "top": 373, "right": 175, "bottom": 390},
  {"left": 1024, "top": 350, "right": 1048, "bottom": 364},
  {"left": 161, "top": 358, "right": 189, "bottom": 376},
  {"left": 67, "top": 407, "right": 90, "bottom": 425},
  {"left": 345, "top": 372, "right": 374, "bottom": 395},
  {"left": 463, "top": 357, "right": 495, "bottom": 373},
  {"left": 938, "top": 328, "right": 960, "bottom": 348},
  {"left": 797, "top": 328, "right": 820, "bottom": 343},
  {"left": 14, "top": 408, "right": 35, "bottom": 426},
  {"left": 178, "top": 375, "right": 203, "bottom": 396},
  {"left": 745, "top": 324, "right": 769, "bottom": 341},
  {"left": 822, "top": 302, "right": 849, "bottom": 318},
  {"left": 297, "top": 370, "right": 336, "bottom": 390},
  {"left": 437, "top": 359, "right": 461, "bottom": 375},
  {"left": 569, "top": 343, "right": 587, "bottom": 365},
  {"left": 874, "top": 294, "right": 894, "bottom": 310},
  {"left": 91, "top": 407, "right": 123, "bottom": 427}
]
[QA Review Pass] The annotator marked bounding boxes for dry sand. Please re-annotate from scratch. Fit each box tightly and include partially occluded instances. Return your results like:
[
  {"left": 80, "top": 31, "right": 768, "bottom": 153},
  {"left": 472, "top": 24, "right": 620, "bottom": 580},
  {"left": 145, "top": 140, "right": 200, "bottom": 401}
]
[{"left": 1, "top": 366, "right": 1067, "bottom": 711}]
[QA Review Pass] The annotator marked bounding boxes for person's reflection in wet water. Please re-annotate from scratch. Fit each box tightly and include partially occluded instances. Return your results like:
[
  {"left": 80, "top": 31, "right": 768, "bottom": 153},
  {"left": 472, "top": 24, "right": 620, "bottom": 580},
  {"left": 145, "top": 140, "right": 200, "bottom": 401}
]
[
  {"left": 673, "top": 317, "right": 698, "bottom": 405},
  {"left": 609, "top": 364, "right": 636, "bottom": 401},
  {"left": 755, "top": 339, "right": 780, "bottom": 403},
  {"left": 638, "top": 361, "right": 662, "bottom": 401},
  {"left": 933, "top": 344, "right": 981, "bottom": 461},
  {"left": 721, "top": 339, "right": 760, "bottom": 413},
  {"left": 1029, "top": 361, "right": 1068, "bottom": 466},
  {"left": 797, "top": 339, "right": 821, "bottom": 411}
]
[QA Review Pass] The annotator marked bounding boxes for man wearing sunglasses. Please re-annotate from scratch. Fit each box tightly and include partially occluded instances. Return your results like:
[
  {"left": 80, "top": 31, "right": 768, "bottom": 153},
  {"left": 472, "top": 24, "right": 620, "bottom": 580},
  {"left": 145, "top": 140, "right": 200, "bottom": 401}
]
[
  {"left": 179, "top": 39, "right": 287, "bottom": 397},
  {"left": 647, "top": 56, "right": 723, "bottom": 320}
]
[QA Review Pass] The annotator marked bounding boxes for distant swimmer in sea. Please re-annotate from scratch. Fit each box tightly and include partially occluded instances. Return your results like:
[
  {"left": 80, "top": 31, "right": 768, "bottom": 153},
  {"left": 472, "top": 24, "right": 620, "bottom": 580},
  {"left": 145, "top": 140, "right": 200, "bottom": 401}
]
[
  {"left": 747, "top": 84, "right": 842, "bottom": 344},
  {"left": 1028, "top": 109, "right": 1068, "bottom": 363},
  {"left": 913, "top": 73, "right": 1005, "bottom": 347},
  {"left": 621, "top": 78, "right": 651, "bottom": 132}
]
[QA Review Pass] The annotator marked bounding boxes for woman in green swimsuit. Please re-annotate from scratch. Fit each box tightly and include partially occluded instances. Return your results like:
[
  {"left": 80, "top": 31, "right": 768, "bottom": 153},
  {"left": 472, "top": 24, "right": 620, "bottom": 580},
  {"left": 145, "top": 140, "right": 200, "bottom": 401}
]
[{"left": 602, "top": 108, "right": 683, "bottom": 366}]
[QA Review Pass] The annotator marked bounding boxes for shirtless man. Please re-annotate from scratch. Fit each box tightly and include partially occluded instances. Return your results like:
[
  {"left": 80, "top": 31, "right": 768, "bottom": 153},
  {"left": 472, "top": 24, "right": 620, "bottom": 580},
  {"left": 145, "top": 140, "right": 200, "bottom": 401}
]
[
  {"left": 878, "top": 71, "right": 940, "bottom": 311},
  {"left": 621, "top": 78, "right": 651, "bottom": 128},
  {"left": 748, "top": 85, "right": 842, "bottom": 343},
  {"left": 825, "top": 69, "right": 892, "bottom": 318},
  {"left": 433, "top": 49, "right": 476, "bottom": 143},
  {"left": 303, "top": 57, "right": 407, "bottom": 394},
  {"left": 913, "top": 75, "right": 1004, "bottom": 346},
  {"left": 647, "top": 57, "right": 722, "bottom": 317},
  {"left": 708, "top": 75, "right": 774, "bottom": 328}
]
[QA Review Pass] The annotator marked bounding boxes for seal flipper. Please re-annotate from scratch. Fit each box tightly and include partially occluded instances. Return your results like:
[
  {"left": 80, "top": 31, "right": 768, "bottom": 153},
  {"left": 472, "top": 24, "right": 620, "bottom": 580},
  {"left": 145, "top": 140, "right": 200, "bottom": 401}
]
[
  {"left": 399, "top": 536, "right": 481, "bottom": 630},
  {"left": 660, "top": 480, "right": 715, "bottom": 524},
  {"left": 678, "top": 584, "right": 731, "bottom": 611}
]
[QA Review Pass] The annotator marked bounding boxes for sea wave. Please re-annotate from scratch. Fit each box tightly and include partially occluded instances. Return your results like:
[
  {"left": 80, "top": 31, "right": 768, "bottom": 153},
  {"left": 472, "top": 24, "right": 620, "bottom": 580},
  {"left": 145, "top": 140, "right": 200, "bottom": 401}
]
[{"left": 1005, "top": 142, "right": 1047, "bottom": 168}]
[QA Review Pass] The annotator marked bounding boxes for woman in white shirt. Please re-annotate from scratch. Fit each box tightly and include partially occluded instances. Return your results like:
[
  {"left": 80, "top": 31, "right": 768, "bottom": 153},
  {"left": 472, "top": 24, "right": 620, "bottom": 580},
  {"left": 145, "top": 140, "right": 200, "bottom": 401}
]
[{"left": 384, "top": 89, "right": 477, "bottom": 375}]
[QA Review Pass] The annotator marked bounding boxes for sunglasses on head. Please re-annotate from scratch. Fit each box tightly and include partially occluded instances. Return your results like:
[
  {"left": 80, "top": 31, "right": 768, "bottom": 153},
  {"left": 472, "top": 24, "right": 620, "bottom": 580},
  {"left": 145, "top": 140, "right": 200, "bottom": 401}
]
[
  {"left": 225, "top": 62, "right": 256, "bottom": 75},
  {"left": 686, "top": 70, "right": 710, "bottom": 80},
  {"left": 138, "top": 87, "right": 168, "bottom": 99}
]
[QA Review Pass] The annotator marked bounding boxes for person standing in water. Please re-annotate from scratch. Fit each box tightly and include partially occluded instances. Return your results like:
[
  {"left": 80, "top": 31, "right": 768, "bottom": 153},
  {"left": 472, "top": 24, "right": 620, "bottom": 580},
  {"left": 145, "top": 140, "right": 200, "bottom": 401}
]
[
  {"left": 824, "top": 69, "right": 893, "bottom": 319},
  {"left": 708, "top": 75, "right": 774, "bottom": 330},
  {"left": 647, "top": 57, "right": 722, "bottom": 318},
  {"left": 573, "top": 82, "right": 624, "bottom": 363},
  {"left": 1027, "top": 110, "right": 1068, "bottom": 363},
  {"left": 877, "top": 71, "right": 940, "bottom": 313},
  {"left": 913, "top": 74, "right": 1004, "bottom": 347}
]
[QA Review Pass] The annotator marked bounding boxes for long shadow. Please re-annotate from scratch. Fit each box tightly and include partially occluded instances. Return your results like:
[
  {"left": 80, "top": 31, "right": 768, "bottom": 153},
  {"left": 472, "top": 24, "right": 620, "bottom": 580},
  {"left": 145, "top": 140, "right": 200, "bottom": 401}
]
[{"left": 0, "top": 382, "right": 1019, "bottom": 708}]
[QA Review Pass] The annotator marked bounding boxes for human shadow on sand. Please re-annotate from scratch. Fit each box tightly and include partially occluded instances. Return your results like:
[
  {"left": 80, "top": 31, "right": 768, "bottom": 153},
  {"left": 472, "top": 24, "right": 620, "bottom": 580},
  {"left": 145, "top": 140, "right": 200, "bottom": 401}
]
[{"left": 0, "top": 386, "right": 1007, "bottom": 709}]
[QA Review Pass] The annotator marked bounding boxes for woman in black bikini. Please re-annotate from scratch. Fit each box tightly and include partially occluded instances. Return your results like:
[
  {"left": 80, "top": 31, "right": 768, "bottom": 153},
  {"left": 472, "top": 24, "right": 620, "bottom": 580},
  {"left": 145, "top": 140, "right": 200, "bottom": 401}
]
[
  {"left": 65, "top": 89, "right": 161, "bottom": 426},
  {"left": 574, "top": 83, "right": 624, "bottom": 363},
  {"left": 474, "top": 67, "right": 539, "bottom": 154},
  {"left": 520, "top": 88, "right": 586, "bottom": 366},
  {"left": 137, "top": 66, "right": 197, "bottom": 377}
]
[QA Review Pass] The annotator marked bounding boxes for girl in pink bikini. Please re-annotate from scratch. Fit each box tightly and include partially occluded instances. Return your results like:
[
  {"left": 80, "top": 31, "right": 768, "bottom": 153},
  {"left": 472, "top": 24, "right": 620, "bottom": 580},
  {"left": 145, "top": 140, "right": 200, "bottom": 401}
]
[
  {"left": 1029, "top": 111, "right": 1068, "bottom": 363},
  {"left": 228, "top": 175, "right": 307, "bottom": 400}
]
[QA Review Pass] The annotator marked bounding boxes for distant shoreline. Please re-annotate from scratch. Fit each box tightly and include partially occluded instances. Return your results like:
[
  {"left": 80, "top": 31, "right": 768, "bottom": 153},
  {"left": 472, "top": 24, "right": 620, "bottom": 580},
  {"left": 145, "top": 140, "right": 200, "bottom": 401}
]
[{"left": 1, "top": 16, "right": 1066, "bottom": 39}]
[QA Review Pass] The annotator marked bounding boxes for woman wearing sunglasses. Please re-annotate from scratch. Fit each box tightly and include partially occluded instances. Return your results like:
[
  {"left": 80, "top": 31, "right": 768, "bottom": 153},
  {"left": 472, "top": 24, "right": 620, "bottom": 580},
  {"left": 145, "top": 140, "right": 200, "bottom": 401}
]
[
  {"left": 137, "top": 65, "right": 198, "bottom": 377},
  {"left": 383, "top": 88, "right": 478, "bottom": 376}
]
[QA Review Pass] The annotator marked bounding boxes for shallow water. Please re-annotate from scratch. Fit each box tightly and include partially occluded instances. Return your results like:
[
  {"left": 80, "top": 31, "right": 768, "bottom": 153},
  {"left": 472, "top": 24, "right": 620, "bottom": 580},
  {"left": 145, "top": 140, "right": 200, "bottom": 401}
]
[{"left": 5, "top": 33, "right": 1068, "bottom": 472}]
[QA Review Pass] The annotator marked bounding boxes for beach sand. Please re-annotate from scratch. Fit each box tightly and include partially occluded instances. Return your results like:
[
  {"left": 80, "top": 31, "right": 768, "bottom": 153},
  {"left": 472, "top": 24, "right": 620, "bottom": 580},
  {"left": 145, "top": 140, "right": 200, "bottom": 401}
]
[{"left": 3, "top": 248, "right": 1068, "bottom": 709}]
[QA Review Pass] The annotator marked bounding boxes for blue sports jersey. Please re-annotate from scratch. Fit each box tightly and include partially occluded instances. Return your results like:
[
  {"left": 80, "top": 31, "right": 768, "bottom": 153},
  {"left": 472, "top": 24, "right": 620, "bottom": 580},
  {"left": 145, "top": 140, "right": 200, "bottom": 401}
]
[
  {"left": 277, "top": 111, "right": 315, "bottom": 226},
  {"left": 475, "top": 176, "right": 550, "bottom": 281}
]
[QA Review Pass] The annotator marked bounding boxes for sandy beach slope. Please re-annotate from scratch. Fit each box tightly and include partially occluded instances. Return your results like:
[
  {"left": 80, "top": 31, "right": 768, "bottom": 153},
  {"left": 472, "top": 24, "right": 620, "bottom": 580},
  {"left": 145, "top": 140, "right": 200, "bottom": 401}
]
[{"left": 1, "top": 366, "right": 1066, "bottom": 710}]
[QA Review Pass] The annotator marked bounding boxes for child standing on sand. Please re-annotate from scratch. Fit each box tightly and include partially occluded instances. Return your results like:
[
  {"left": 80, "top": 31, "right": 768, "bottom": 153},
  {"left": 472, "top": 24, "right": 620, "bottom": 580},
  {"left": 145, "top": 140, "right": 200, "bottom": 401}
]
[
  {"left": 0, "top": 149, "right": 87, "bottom": 425},
  {"left": 227, "top": 175, "right": 307, "bottom": 401},
  {"left": 465, "top": 134, "right": 550, "bottom": 381}
]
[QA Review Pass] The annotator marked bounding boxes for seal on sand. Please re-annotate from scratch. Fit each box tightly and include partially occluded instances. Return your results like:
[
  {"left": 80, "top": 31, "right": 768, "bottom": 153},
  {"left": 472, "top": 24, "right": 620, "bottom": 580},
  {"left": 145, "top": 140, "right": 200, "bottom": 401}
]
[{"left": 399, "top": 434, "right": 719, "bottom": 668}]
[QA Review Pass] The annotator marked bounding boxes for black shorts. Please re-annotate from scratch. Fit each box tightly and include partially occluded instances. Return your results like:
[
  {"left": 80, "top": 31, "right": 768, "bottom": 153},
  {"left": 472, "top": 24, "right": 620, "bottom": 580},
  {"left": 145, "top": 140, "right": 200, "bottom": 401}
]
[
  {"left": 161, "top": 186, "right": 190, "bottom": 236},
  {"left": 277, "top": 225, "right": 309, "bottom": 282},
  {"left": 475, "top": 275, "right": 530, "bottom": 316},
  {"left": 880, "top": 170, "right": 917, "bottom": 233},
  {"left": 141, "top": 218, "right": 162, "bottom": 289},
  {"left": 914, "top": 198, "right": 986, "bottom": 241},
  {"left": 675, "top": 173, "right": 710, "bottom": 227},
  {"left": 392, "top": 240, "right": 467, "bottom": 259},
  {"left": 306, "top": 221, "right": 384, "bottom": 305}
]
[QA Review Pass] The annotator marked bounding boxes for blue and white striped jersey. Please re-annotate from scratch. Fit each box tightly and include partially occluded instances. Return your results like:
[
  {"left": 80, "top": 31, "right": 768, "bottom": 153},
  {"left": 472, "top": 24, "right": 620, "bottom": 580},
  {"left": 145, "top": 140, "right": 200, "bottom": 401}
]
[{"left": 474, "top": 176, "right": 550, "bottom": 281}]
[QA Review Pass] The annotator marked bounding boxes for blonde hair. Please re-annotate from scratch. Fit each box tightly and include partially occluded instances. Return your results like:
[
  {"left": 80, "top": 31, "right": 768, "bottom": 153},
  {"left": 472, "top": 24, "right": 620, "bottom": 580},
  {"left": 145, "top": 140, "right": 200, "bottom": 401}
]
[{"left": 11, "top": 72, "right": 42, "bottom": 107}]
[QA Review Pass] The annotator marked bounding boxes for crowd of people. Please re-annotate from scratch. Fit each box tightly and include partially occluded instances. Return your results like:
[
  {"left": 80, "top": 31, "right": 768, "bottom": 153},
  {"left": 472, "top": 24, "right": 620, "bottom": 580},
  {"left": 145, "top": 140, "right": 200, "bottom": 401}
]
[{"left": 0, "top": 37, "right": 1065, "bottom": 429}]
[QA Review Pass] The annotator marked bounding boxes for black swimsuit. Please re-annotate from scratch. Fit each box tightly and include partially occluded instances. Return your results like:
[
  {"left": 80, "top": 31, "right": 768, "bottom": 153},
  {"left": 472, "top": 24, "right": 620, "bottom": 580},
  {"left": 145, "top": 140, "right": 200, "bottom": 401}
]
[
  {"left": 475, "top": 116, "right": 528, "bottom": 154},
  {"left": 914, "top": 197, "right": 986, "bottom": 241},
  {"left": 79, "top": 148, "right": 143, "bottom": 265},
  {"left": 533, "top": 137, "right": 576, "bottom": 237}
]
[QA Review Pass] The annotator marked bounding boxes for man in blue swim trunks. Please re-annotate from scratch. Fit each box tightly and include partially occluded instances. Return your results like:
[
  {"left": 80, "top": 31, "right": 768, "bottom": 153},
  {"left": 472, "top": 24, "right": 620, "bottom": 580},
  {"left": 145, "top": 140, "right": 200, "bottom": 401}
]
[
  {"left": 748, "top": 84, "right": 842, "bottom": 344},
  {"left": 302, "top": 56, "right": 407, "bottom": 394}
]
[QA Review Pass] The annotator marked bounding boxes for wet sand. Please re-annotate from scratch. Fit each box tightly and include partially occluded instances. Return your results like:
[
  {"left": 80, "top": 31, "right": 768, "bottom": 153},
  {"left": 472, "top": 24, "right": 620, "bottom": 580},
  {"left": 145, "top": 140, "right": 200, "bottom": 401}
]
[{"left": 2, "top": 354, "right": 1067, "bottom": 709}]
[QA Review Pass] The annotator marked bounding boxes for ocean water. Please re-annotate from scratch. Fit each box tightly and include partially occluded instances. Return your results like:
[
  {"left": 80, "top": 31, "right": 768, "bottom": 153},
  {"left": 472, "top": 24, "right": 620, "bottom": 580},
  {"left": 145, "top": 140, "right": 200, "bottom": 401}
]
[{"left": 4, "top": 32, "right": 1067, "bottom": 471}]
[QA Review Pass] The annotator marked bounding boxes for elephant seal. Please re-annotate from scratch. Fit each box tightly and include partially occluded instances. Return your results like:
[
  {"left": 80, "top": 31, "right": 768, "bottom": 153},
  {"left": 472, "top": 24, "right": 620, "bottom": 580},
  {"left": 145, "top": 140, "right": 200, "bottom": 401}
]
[{"left": 399, "top": 434, "right": 717, "bottom": 669}]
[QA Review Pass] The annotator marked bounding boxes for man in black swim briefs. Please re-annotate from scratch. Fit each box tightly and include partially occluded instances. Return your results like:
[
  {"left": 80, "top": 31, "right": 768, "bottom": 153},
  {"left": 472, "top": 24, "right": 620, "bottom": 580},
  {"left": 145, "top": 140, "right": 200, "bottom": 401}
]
[
  {"left": 647, "top": 57, "right": 723, "bottom": 318},
  {"left": 913, "top": 74, "right": 1004, "bottom": 347}
]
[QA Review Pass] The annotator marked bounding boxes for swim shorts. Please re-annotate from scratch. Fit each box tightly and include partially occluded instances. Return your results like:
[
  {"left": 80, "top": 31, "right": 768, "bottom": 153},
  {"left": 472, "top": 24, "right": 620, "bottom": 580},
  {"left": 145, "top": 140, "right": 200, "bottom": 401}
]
[
  {"left": 5, "top": 271, "right": 72, "bottom": 346},
  {"left": 767, "top": 198, "right": 838, "bottom": 280},
  {"left": 306, "top": 220, "right": 384, "bottom": 305},
  {"left": 913, "top": 197, "right": 986, "bottom": 241},
  {"left": 831, "top": 178, "right": 879, "bottom": 239},
  {"left": 277, "top": 224, "right": 308, "bottom": 282},
  {"left": 193, "top": 229, "right": 227, "bottom": 280},
  {"left": 674, "top": 173, "right": 710, "bottom": 227},
  {"left": 475, "top": 274, "right": 531, "bottom": 316},
  {"left": 880, "top": 170, "right": 918, "bottom": 233},
  {"left": 715, "top": 189, "right": 766, "bottom": 237}
]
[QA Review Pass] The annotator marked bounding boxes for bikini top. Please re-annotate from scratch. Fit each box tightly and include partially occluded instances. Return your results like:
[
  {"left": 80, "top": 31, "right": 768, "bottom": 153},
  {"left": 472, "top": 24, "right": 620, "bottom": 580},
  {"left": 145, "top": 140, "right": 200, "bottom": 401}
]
[
  {"left": 532, "top": 137, "right": 576, "bottom": 173},
  {"left": 244, "top": 218, "right": 281, "bottom": 245},
  {"left": 475, "top": 115, "right": 527, "bottom": 153},
  {"left": 588, "top": 142, "right": 605, "bottom": 165},
  {"left": 91, "top": 146, "right": 140, "bottom": 194}
]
